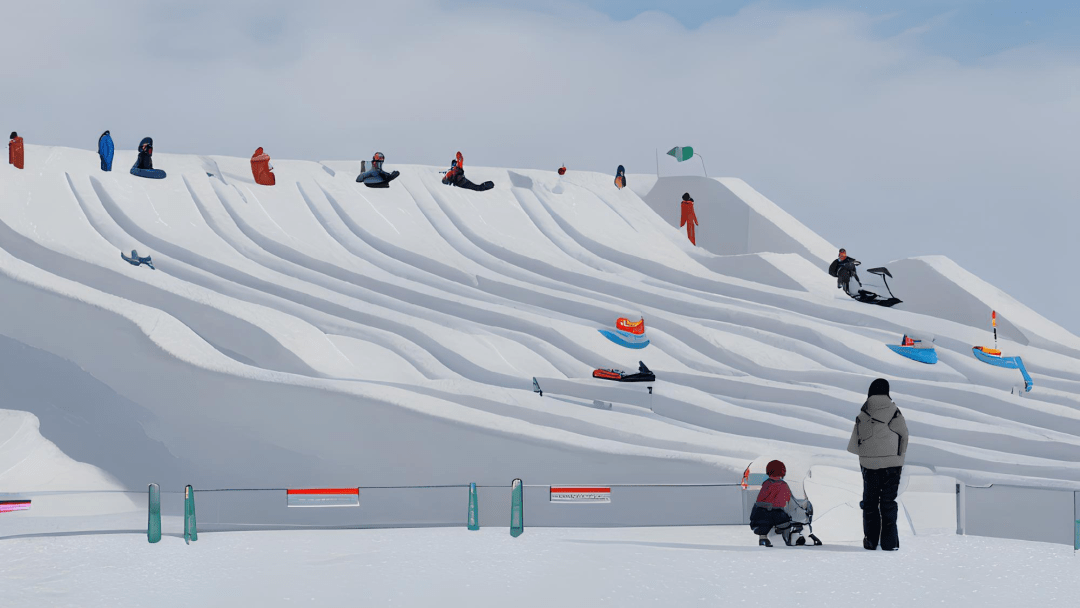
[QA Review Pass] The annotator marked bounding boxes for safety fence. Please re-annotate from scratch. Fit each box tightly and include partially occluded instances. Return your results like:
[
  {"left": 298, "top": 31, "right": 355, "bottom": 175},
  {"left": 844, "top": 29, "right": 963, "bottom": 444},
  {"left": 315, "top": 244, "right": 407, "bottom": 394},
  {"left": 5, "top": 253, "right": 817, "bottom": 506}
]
[
  {"left": 4, "top": 482, "right": 1078, "bottom": 550},
  {"left": 956, "top": 483, "right": 1080, "bottom": 549},
  {"left": 2, "top": 482, "right": 751, "bottom": 542}
]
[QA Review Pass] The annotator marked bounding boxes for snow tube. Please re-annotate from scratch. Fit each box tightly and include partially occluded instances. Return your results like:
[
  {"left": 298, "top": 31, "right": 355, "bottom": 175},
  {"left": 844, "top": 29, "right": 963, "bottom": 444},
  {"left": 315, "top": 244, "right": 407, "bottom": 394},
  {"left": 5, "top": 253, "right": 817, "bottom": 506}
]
[
  {"left": 972, "top": 347, "right": 1033, "bottom": 392},
  {"left": 251, "top": 147, "right": 275, "bottom": 186},
  {"left": 599, "top": 329, "right": 650, "bottom": 349},
  {"left": 616, "top": 317, "right": 645, "bottom": 335},
  {"left": 130, "top": 167, "right": 167, "bottom": 179},
  {"left": 357, "top": 169, "right": 400, "bottom": 188},
  {"left": 887, "top": 344, "right": 937, "bottom": 364}
]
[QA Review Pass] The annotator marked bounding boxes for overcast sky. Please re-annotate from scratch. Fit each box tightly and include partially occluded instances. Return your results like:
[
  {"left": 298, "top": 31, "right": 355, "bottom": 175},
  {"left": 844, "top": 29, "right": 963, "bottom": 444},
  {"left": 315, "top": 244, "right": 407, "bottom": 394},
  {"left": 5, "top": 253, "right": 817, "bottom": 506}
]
[{"left": 3, "top": 0, "right": 1077, "bottom": 335}]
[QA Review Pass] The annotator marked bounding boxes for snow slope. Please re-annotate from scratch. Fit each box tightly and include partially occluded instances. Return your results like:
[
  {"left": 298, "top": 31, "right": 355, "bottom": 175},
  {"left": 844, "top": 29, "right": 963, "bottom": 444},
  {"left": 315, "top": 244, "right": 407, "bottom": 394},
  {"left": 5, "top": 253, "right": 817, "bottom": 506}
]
[{"left": 1, "top": 145, "right": 1078, "bottom": 500}]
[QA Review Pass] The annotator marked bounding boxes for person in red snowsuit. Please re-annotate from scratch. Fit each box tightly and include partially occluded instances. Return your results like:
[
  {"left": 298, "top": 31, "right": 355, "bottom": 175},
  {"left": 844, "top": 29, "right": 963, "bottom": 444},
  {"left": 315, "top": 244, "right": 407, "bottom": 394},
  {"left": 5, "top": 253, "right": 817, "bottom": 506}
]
[
  {"left": 679, "top": 192, "right": 698, "bottom": 245},
  {"left": 250, "top": 147, "right": 275, "bottom": 186},
  {"left": 8, "top": 131, "right": 24, "bottom": 169}
]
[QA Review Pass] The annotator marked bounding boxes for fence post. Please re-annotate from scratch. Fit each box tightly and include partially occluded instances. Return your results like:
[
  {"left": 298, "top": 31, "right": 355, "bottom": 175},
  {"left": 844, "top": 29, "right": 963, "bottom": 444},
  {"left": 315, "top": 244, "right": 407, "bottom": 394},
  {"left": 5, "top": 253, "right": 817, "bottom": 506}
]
[
  {"left": 510, "top": 479, "right": 523, "bottom": 537},
  {"left": 147, "top": 483, "right": 161, "bottom": 544},
  {"left": 955, "top": 483, "right": 966, "bottom": 535},
  {"left": 184, "top": 485, "right": 198, "bottom": 544},
  {"left": 468, "top": 482, "right": 480, "bottom": 531}
]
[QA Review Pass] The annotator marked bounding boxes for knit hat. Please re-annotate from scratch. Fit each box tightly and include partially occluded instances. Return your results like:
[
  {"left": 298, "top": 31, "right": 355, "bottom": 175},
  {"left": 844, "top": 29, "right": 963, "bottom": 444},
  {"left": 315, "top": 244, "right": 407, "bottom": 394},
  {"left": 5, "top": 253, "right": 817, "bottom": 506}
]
[
  {"left": 9, "top": 132, "right": 16, "bottom": 139},
  {"left": 682, "top": 192, "right": 692, "bottom": 201},
  {"left": 868, "top": 378, "right": 890, "bottom": 398},
  {"left": 766, "top": 460, "right": 786, "bottom": 478}
]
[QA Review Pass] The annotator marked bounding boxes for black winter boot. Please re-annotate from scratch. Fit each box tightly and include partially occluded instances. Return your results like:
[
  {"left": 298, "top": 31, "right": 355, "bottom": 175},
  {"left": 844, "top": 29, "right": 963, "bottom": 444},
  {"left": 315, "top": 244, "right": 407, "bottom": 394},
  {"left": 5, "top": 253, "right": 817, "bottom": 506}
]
[{"left": 863, "top": 537, "right": 877, "bottom": 550}]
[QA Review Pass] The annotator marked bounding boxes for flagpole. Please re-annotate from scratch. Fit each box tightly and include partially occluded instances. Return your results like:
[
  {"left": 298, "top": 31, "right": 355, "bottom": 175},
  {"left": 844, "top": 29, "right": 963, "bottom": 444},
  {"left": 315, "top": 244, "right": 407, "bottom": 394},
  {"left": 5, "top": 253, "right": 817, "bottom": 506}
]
[{"left": 655, "top": 148, "right": 659, "bottom": 178}]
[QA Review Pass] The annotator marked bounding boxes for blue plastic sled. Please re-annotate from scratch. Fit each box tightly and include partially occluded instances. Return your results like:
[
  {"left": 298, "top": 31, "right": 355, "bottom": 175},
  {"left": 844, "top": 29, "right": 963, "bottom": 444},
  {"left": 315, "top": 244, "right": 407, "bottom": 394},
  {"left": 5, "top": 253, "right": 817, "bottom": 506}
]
[
  {"left": 599, "top": 328, "right": 650, "bottom": 349},
  {"left": 131, "top": 167, "right": 167, "bottom": 179},
  {"left": 972, "top": 347, "right": 1033, "bottom": 392},
  {"left": 887, "top": 344, "right": 938, "bottom": 364}
]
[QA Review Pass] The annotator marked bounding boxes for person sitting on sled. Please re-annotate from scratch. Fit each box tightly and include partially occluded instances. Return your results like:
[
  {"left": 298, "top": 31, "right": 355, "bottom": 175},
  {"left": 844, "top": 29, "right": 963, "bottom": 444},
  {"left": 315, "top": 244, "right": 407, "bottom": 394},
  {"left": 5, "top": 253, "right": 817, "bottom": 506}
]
[
  {"left": 828, "top": 248, "right": 862, "bottom": 296},
  {"left": 442, "top": 151, "right": 493, "bottom": 191},
  {"left": 749, "top": 460, "right": 798, "bottom": 546},
  {"left": 356, "top": 152, "right": 400, "bottom": 188}
]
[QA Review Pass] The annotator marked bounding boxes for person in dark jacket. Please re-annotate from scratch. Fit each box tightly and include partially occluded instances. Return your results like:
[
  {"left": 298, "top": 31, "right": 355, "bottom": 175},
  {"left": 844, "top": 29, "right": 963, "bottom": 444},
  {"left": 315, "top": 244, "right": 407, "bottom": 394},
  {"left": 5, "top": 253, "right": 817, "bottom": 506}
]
[
  {"left": 356, "top": 151, "right": 399, "bottom": 188},
  {"left": 828, "top": 248, "right": 862, "bottom": 296},
  {"left": 98, "top": 130, "right": 114, "bottom": 171},
  {"left": 130, "top": 137, "right": 167, "bottom": 179},
  {"left": 442, "top": 151, "right": 493, "bottom": 192},
  {"left": 848, "top": 378, "right": 909, "bottom": 551},
  {"left": 748, "top": 460, "right": 794, "bottom": 547},
  {"left": 135, "top": 137, "right": 154, "bottom": 170}
]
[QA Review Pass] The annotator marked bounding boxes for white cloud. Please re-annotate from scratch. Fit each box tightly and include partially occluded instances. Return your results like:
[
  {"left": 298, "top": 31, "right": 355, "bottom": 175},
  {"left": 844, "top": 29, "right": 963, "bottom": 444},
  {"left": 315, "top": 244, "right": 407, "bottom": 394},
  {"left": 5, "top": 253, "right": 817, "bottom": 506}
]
[{"left": 2, "top": 0, "right": 1077, "bottom": 332}]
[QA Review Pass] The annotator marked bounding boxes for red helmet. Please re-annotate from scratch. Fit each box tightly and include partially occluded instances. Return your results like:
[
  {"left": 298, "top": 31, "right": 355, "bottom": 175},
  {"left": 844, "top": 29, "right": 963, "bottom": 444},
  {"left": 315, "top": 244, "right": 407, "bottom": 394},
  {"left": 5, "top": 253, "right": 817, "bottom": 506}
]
[{"left": 373, "top": 152, "right": 385, "bottom": 162}]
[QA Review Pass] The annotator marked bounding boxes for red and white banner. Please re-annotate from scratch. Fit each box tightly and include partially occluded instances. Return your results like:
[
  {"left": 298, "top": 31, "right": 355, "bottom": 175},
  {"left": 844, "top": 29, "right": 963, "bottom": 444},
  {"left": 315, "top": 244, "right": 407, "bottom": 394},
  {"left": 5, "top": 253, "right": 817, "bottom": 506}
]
[
  {"left": 549, "top": 487, "right": 611, "bottom": 503},
  {"left": 286, "top": 488, "right": 359, "bottom": 508},
  {"left": 0, "top": 500, "right": 31, "bottom": 513}
]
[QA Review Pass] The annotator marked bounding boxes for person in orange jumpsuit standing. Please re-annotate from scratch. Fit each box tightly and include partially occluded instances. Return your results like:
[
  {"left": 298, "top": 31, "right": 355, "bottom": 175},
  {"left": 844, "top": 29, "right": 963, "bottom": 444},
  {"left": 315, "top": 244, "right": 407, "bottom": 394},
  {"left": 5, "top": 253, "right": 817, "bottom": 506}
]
[
  {"left": 8, "top": 131, "right": 24, "bottom": 169},
  {"left": 250, "top": 147, "right": 276, "bottom": 186},
  {"left": 680, "top": 192, "right": 698, "bottom": 245}
]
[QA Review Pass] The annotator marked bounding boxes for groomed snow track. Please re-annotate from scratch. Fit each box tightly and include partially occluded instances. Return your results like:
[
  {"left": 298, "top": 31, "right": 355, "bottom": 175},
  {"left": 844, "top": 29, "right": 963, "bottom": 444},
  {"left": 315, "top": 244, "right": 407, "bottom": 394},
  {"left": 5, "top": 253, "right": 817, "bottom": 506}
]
[{"left": 1, "top": 145, "right": 1078, "bottom": 492}]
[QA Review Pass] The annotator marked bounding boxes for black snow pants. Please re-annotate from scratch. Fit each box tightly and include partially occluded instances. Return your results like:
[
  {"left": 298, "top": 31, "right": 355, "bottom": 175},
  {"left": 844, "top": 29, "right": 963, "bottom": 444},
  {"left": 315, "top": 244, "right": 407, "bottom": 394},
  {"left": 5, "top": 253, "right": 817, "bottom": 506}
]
[
  {"left": 452, "top": 176, "right": 494, "bottom": 191},
  {"left": 861, "top": 466, "right": 902, "bottom": 550},
  {"left": 749, "top": 505, "right": 791, "bottom": 536}
]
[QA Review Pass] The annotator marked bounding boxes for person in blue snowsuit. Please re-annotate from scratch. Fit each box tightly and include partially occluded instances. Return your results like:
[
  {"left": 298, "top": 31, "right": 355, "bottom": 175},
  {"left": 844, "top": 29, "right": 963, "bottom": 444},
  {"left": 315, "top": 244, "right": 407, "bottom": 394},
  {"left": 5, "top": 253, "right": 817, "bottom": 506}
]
[
  {"left": 98, "top": 130, "right": 114, "bottom": 171},
  {"left": 131, "top": 137, "right": 166, "bottom": 179},
  {"left": 356, "top": 152, "right": 400, "bottom": 188}
]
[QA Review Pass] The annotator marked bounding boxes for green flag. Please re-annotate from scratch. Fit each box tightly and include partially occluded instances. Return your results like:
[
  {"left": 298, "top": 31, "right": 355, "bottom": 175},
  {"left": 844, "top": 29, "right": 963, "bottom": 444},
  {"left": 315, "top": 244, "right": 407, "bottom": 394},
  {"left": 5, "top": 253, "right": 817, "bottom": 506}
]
[{"left": 666, "top": 146, "right": 694, "bottom": 162}]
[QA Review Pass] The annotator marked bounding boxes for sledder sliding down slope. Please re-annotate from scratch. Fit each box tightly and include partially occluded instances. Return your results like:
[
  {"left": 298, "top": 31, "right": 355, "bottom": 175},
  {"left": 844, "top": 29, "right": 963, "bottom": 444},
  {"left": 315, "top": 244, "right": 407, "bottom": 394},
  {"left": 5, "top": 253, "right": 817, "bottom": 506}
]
[{"left": 828, "top": 248, "right": 901, "bottom": 307}]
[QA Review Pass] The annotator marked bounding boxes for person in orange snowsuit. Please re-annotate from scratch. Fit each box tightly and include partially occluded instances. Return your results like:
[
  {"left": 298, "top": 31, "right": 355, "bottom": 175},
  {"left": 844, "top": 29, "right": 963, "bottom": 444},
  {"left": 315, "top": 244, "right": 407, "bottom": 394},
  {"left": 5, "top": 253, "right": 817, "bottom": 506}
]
[
  {"left": 680, "top": 192, "right": 698, "bottom": 245},
  {"left": 8, "top": 131, "right": 24, "bottom": 169},
  {"left": 250, "top": 147, "right": 275, "bottom": 186}
]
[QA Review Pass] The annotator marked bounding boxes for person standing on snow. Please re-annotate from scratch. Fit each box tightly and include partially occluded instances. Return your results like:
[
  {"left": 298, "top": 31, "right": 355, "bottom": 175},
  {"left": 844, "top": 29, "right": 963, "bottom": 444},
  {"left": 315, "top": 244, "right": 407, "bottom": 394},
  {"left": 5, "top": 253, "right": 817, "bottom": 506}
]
[
  {"left": 8, "top": 131, "right": 24, "bottom": 169},
  {"left": 98, "top": 130, "right": 114, "bottom": 171},
  {"left": 679, "top": 193, "right": 698, "bottom": 245},
  {"left": 848, "top": 378, "right": 909, "bottom": 551},
  {"left": 442, "top": 151, "right": 494, "bottom": 191}
]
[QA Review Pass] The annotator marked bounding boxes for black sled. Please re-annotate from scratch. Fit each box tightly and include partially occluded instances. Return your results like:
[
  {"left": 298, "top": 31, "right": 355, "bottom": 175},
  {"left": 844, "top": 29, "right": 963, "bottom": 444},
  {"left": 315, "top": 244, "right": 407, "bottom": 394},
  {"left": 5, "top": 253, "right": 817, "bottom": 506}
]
[
  {"left": 592, "top": 361, "right": 655, "bottom": 383},
  {"left": 834, "top": 260, "right": 900, "bottom": 307}
]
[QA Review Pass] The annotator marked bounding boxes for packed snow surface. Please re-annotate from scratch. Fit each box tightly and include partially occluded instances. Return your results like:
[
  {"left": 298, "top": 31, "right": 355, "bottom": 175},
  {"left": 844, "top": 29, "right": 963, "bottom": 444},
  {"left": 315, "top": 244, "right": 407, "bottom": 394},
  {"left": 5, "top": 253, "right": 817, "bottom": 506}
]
[
  {"left": 0, "top": 144, "right": 1078, "bottom": 497},
  {"left": 1, "top": 526, "right": 1078, "bottom": 608}
]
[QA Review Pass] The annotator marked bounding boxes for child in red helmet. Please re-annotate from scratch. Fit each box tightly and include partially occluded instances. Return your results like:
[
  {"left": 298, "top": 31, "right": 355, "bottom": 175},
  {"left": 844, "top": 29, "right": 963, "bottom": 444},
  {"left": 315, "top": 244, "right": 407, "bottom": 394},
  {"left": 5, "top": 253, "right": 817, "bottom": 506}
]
[{"left": 749, "top": 460, "right": 796, "bottom": 547}]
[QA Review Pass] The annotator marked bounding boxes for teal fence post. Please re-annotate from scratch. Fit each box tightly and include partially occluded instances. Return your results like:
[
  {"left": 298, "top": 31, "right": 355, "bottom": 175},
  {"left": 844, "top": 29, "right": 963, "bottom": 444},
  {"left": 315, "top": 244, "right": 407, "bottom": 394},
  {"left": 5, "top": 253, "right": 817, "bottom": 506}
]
[
  {"left": 184, "top": 485, "right": 197, "bottom": 544},
  {"left": 147, "top": 483, "right": 161, "bottom": 544},
  {"left": 510, "top": 478, "right": 523, "bottom": 537},
  {"left": 468, "top": 482, "right": 480, "bottom": 531}
]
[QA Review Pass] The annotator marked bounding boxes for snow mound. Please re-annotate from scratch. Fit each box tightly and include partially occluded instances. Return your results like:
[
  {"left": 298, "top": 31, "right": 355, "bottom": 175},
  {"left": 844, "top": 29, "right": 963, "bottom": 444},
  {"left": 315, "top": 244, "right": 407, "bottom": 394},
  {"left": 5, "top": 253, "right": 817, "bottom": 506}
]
[{"left": 1, "top": 144, "right": 1078, "bottom": 507}]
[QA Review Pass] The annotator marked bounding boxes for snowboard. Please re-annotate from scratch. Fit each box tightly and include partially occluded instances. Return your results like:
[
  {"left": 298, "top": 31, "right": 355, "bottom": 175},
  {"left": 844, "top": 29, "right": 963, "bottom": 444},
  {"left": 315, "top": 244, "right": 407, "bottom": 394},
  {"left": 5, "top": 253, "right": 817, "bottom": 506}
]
[{"left": 614, "top": 165, "right": 626, "bottom": 189}]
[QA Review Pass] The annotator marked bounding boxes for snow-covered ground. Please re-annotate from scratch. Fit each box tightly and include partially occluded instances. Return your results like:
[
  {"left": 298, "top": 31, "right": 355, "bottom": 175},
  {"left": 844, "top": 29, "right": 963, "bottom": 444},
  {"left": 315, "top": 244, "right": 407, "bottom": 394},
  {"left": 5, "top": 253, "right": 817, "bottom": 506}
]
[{"left": 1, "top": 526, "right": 1077, "bottom": 608}]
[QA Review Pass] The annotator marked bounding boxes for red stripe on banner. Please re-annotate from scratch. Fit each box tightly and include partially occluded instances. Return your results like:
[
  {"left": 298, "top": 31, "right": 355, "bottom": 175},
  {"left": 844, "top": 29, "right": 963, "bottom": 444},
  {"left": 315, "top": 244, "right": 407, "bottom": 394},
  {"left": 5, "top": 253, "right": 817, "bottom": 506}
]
[
  {"left": 286, "top": 488, "right": 359, "bottom": 495},
  {"left": 0, "top": 500, "right": 31, "bottom": 513},
  {"left": 550, "top": 487, "right": 610, "bottom": 493}
]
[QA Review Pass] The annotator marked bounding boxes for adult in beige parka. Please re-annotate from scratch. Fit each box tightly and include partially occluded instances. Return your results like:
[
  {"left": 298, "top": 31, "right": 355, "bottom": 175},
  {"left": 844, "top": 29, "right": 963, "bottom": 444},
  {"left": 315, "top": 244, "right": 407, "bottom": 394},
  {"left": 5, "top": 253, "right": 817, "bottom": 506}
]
[{"left": 848, "top": 378, "right": 909, "bottom": 551}]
